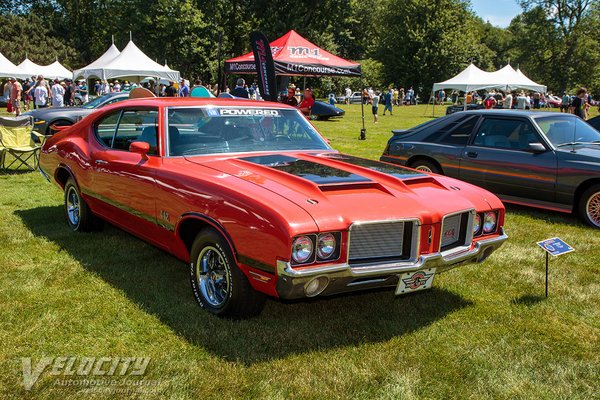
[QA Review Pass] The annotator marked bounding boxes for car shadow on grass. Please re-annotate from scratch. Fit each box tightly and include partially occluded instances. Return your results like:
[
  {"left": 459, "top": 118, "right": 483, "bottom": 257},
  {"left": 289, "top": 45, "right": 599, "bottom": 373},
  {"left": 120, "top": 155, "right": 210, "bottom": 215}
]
[{"left": 17, "top": 205, "right": 473, "bottom": 365}]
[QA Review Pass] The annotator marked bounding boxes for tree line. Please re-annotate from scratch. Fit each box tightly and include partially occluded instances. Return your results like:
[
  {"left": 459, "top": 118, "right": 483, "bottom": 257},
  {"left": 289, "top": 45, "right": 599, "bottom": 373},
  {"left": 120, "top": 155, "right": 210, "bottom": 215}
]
[{"left": 0, "top": 0, "right": 598, "bottom": 96}]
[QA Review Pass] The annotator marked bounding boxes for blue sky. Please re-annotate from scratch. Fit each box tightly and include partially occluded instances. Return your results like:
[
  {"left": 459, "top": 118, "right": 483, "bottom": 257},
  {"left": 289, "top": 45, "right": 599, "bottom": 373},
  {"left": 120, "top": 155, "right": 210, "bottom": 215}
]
[{"left": 470, "top": 0, "right": 523, "bottom": 27}]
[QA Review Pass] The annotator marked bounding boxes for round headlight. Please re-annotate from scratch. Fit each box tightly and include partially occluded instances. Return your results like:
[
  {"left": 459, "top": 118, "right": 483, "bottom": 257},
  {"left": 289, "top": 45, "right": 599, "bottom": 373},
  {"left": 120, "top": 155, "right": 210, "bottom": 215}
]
[
  {"left": 473, "top": 213, "right": 482, "bottom": 234},
  {"left": 483, "top": 211, "right": 497, "bottom": 234},
  {"left": 317, "top": 233, "right": 336, "bottom": 259},
  {"left": 292, "top": 236, "right": 313, "bottom": 264}
]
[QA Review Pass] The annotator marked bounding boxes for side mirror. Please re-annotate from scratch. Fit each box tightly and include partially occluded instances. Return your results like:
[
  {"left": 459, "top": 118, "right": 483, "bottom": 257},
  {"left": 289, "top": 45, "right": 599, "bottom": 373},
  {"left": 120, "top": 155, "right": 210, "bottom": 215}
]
[
  {"left": 129, "top": 141, "right": 150, "bottom": 157},
  {"left": 527, "top": 142, "right": 547, "bottom": 153}
]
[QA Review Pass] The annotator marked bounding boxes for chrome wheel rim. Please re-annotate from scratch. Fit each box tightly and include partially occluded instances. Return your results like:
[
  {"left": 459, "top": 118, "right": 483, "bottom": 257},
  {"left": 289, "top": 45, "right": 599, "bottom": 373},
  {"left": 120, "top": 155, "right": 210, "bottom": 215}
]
[
  {"left": 586, "top": 191, "right": 600, "bottom": 227},
  {"left": 66, "top": 187, "right": 80, "bottom": 227},
  {"left": 415, "top": 165, "right": 433, "bottom": 173},
  {"left": 196, "top": 246, "right": 230, "bottom": 307}
]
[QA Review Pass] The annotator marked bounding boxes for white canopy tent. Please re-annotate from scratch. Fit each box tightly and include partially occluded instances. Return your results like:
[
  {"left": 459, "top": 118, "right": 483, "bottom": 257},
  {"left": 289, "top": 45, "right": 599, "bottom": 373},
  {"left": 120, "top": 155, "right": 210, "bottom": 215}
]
[
  {"left": 88, "top": 40, "right": 179, "bottom": 82},
  {"left": 17, "top": 58, "right": 45, "bottom": 78},
  {"left": 73, "top": 43, "right": 121, "bottom": 80},
  {"left": 0, "top": 52, "right": 28, "bottom": 79},
  {"left": 43, "top": 60, "right": 72, "bottom": 80},
  {"left": 430, "top": 63, "right": 547, "bottom": 113}
]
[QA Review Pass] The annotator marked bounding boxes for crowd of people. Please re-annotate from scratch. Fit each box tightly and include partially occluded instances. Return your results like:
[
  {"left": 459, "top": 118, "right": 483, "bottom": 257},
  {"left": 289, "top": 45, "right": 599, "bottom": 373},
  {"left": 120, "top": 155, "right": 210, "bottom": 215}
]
[
  {"left": 437, "top": 87, "right": 595, "bottom": 120},
  {"left": 4, "top": 74, "right": 596, "bottom": 123},
  {"left": 2, "top": 76, "right": 92, "bottom": 116}
]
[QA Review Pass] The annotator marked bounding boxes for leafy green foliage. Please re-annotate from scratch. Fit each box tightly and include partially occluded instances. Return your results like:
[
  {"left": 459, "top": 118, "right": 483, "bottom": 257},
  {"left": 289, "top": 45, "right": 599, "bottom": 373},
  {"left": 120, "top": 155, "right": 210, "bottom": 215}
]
[{"left": 1, "top": 0, "right": 599, "bottom": 95}]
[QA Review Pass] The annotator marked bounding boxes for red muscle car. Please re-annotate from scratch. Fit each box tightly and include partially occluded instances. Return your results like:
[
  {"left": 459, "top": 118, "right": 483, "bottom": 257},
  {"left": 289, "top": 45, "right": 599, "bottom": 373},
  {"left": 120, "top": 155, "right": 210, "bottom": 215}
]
[{"left": 39, "top": 98, "right": 508, "bottom": 318}]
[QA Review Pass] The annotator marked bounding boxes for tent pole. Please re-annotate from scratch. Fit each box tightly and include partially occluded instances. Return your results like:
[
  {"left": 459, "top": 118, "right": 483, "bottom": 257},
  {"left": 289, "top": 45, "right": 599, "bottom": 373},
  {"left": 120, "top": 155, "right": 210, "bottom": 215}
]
[
  {"left": 432, "top": 90, "right": 435, "bottom": 117},
  {"left": 359, "top": 75, "right": 366, "bottom": 140}
]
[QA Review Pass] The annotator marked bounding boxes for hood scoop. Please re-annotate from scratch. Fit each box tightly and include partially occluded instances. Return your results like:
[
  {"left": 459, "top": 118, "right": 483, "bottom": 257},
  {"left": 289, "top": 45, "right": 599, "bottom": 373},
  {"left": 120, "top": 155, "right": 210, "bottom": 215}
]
[{"left": 239, "top": 154, "right": 374, "bottom": 186}]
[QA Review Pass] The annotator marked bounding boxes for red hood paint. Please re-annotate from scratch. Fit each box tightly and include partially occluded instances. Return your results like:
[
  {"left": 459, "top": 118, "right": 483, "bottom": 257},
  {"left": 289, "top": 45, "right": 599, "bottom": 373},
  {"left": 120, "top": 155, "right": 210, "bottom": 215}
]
[{"left": 183, "top": 151, "right": 503, "bottom": 232}]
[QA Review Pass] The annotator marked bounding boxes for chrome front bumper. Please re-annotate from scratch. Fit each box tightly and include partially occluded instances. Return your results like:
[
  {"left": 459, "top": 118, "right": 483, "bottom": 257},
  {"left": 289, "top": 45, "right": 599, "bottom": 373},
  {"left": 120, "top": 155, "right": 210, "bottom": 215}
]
[{"left": 276, "top": 229, "right": 508, "bottom": 299}]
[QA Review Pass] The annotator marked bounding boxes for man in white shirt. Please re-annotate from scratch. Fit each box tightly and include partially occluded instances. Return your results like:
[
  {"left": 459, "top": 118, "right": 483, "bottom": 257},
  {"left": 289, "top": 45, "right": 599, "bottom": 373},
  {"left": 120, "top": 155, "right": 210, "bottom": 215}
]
[
  {"left": 51, "top": 79, "right": 65, "bottom": 107},
  {"left": 34, "top": 82, "right": 49, "bottom": 108}
]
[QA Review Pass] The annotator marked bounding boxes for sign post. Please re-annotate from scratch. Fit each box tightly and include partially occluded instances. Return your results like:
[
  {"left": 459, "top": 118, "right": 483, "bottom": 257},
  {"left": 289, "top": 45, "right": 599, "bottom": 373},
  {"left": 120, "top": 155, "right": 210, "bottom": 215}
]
[{"left": 536, "top": 237, "right": 574, "bottom": 298}]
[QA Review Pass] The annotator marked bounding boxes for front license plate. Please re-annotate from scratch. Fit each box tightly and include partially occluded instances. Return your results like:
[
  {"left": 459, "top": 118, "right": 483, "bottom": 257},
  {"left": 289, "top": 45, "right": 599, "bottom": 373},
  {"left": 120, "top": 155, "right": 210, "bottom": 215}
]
[{"left": 396, "top": 268, "right": 436, "bottom": 295}]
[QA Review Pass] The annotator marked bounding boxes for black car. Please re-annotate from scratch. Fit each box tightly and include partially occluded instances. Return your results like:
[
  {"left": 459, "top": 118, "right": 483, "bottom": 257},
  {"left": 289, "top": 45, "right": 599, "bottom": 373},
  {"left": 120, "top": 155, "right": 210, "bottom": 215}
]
[
  {"left": 587, "top": 115, "right": 600, "bottom": 131},
  {"left": 309, "top": 101, "right": 345, "bottom": 120},
  {"left": 381, "top": 110, "right": 600, "bottom": 228},
  {"left": 23, "top": 92, "right": 129, "bottom": 135}
]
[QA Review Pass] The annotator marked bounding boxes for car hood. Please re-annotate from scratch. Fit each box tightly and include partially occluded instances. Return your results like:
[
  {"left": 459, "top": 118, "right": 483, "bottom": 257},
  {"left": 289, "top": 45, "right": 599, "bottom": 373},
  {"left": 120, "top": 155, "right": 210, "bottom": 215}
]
[
  {"left": 186, "top": 152, "right": 500, "bottom": 231},
  {"left": 557, "top": 144, "right": 600, "bottom": 158}
]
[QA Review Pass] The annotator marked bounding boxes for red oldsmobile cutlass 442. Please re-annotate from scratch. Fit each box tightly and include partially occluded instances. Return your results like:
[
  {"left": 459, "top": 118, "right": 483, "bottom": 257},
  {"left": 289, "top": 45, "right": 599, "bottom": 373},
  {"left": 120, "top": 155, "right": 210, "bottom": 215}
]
[{"left": 39, "top": 98, "right": 508, "bottom": 318}]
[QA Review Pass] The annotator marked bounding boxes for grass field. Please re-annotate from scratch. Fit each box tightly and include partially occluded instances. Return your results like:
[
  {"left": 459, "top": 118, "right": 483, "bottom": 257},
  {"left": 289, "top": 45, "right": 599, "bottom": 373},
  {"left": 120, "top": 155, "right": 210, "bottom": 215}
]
[{"left": 0, "top": 104, "right": 598, "bottom": 399}]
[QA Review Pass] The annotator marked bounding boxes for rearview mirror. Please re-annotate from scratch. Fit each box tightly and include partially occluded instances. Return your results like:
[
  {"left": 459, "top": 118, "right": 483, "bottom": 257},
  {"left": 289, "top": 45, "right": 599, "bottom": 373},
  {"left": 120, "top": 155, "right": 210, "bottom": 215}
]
[
  {"left": 129, "top": 141, "right": 150, "bottom": 157},
  {"left": 527, "top": 142, "right": 547, "bottom": 153}
]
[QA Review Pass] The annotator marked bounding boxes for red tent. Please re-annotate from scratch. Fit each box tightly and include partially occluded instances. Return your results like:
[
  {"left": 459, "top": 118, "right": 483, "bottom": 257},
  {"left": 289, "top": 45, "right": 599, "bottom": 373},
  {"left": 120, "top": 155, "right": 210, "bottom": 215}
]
[{"left": 225, "top": 30, "right": 361, "bottom": 77}]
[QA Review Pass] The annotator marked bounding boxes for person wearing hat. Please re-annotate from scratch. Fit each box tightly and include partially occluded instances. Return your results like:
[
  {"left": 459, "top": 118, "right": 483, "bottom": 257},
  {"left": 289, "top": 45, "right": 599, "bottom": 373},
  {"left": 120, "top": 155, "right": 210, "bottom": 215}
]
[
  {"left": 51, "top": 78, "right": 65, "bottom": 107},
  {"left": 9, "top": 77, "right": 23, "bottom": 116}
]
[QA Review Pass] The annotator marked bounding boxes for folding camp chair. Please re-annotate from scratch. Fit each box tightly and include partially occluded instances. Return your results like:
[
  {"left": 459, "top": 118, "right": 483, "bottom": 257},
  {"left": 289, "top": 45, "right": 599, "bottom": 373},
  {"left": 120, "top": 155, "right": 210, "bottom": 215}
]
[{"left": 0, "top": 115, "right": 45, "bottom": 171}]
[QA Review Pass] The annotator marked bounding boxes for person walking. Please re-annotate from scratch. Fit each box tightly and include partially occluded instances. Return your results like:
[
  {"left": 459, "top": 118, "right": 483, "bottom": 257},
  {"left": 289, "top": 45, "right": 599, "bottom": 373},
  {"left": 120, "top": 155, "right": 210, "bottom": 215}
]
[
  {"left": 571, "top": 88, "right": 588, "bottom": 119},
  {"left": 382, "top": 89, "right": 393, "bottom": 115},
  {"left": 64, "top": 79, "right": 74, "bottom": 106},
  {"left": 371, "top": 90, "right": 380, "bottom": 123},
  {"left": 345, "top": 87, "right": 351, "bottom": 104}
]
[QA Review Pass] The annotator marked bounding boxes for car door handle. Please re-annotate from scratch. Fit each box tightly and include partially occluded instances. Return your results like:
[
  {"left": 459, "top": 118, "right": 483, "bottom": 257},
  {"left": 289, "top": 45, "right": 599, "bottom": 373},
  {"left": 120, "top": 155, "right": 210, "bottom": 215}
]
[
  {"left": 95, "top": 159, "right": 109, "bottom": 165},
  {"left": 466, "top": 151, "right": 478, "bottom": 158}
]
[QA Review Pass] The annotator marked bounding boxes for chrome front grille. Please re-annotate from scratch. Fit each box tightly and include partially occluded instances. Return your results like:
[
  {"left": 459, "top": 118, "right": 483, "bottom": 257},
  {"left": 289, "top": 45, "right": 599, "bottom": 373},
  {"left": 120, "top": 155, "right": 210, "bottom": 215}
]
[
  {"left": 441, "top": 214, "right": 463, "bottom": 248},
  {"left": 348, "top": 221, "right": 411, "bottom": 264},
  {"left": 440, "top": 211, "right": 473, "bottom": 252}
]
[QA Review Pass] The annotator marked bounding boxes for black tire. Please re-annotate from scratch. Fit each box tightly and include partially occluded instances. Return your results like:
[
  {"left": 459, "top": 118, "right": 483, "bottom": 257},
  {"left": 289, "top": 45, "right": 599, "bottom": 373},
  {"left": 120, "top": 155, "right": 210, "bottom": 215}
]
[
  {"left": 409, "top": 158, "right": 442, "bottom": 174},
  {"left": 64, "top": 178, "right": 101, "bottom": 232},
  {"left": 578, "top": 184, "right": 600, "bottom": 228},
  {"left": 189, "top": 229, "right": 266, "bottom": 318}
]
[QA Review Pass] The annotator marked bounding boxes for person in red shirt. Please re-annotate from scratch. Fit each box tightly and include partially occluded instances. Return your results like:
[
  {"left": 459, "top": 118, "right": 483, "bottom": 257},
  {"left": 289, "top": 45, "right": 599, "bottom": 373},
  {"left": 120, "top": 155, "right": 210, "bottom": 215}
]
[{"left": 298, "top": 88, "right": 315, "bottom": 116}]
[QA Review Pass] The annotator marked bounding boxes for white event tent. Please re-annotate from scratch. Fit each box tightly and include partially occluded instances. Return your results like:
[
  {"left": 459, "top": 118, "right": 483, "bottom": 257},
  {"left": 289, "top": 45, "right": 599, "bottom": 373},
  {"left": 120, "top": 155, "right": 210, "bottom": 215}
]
[
  {"left": 43, "top": 60, "right": 72, "bottom": 80},
  {"left": 75, "top": 40, "right": 179, "bottom": 82},
  {"left": 0, "top": 52, "right": 28, "bottom": 79},
  {"left": 431, "top": 63, "right": 546, "bottom": 112},
  {"left": 73, "top": 43, "right": 121, "bottom": 80},
  {"left": 17, "top": 58, "right": 45, "bottom": 78}
]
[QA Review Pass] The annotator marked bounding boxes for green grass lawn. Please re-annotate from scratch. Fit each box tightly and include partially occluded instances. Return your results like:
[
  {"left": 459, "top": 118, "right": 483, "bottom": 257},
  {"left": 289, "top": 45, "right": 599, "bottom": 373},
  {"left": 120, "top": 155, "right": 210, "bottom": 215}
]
[{"left": 0, "top": 105, "right": 599, "bottom": 399}]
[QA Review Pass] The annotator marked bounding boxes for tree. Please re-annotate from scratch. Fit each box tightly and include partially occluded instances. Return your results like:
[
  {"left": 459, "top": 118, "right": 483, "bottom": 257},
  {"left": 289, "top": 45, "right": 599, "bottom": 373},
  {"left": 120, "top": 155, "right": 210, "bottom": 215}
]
[{"left": 516, "top": 0, "right": 600, "bottom": 91}]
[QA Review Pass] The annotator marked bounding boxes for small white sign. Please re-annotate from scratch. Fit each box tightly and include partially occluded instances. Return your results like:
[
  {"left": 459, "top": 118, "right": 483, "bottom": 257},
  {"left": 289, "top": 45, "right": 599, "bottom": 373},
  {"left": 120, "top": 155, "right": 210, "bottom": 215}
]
[{"left": 396, "top": 268, "right": 436, "bottom": 295}]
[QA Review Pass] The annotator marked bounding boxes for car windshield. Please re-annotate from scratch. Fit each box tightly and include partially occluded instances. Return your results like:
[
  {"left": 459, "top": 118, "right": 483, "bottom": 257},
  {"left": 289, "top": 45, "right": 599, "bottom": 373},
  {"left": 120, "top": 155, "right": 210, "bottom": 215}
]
[
  {"left": 535, "top": 116, "right": 600, "bottom": 147},
  {"left": 82, "top": 94, "right": 116, "bottom": 109},
  {"left": 166, "top": 107, "right": 332, "bottom": 156}
]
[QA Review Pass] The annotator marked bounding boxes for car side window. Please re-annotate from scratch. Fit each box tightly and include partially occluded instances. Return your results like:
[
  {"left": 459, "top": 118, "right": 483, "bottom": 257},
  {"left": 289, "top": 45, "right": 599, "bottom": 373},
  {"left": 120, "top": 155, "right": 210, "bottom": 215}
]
[
  {"left": 472, "top": 118, "right": 538, "bottom": 151},
  {"left": 95, "top": 112, "right": 120, "bottom": 147},
  {"left": 113, "top": 109, "right": 159, "bottom": 155},
  {"left": 439, "top": 116, "right": 477, "bottom": 145}
]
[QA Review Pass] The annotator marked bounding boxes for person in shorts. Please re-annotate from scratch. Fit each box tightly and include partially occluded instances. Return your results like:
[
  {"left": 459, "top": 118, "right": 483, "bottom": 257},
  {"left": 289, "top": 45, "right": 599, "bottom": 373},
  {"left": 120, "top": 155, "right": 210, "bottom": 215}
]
[
  {"left": 10, "top": 77, "right": 22, "bottom": 116},
  {"left": 372, "top": 90, "right": 380, "bottom": 123}
]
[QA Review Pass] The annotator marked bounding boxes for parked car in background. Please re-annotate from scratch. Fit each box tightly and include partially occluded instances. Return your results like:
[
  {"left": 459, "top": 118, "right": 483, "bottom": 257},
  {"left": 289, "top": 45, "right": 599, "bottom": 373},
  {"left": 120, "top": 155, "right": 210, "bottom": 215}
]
[
  {"left": 336, "top": 91, "right": 362, "bottom": 104},
  {"left": 24, "top": 92, "right": 129, "bottom": 135},
  {"left": 381, "top": 110, "right": 600, "bottom": 228},
  {"left": 39, "top": 98, "right": 507, "bottom": 318},
  {"left": 446, "top": 104, "right": 484, "bottom": 115},
  {"left": 309, "top": 101, "right": 345, "bottom": 120},
  {"left": 544, "top": 95, "right": 562, "bottom": 108}
]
